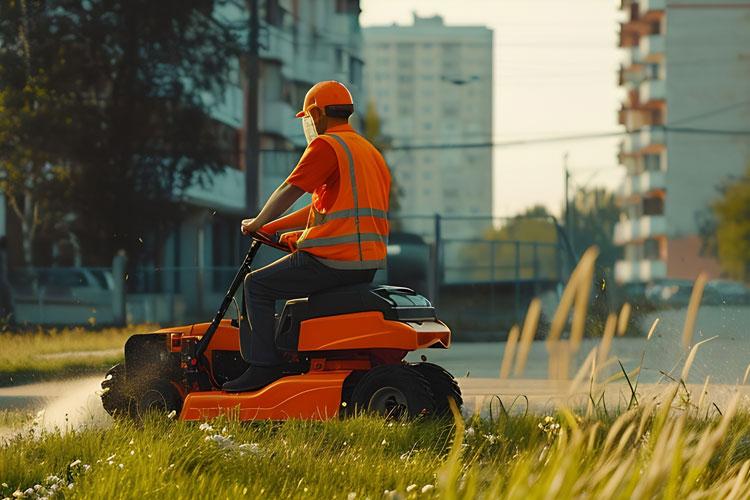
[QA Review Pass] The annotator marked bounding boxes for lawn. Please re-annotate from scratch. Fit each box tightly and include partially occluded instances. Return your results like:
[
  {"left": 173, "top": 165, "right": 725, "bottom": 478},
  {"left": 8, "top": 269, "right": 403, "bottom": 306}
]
[
  {"left": 2, "top": 389, "right": 750, "bottom": 499},
  {"left": 0, "top": 325, "right": 156, "bottom": 386}
]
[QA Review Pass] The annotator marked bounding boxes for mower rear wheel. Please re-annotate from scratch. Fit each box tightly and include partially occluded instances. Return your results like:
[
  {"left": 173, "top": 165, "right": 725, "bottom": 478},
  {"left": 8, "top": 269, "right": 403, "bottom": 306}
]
[
  {"left": 410, "top": 362, "right": 463, "bottom": 417},
  {"left": 101, "top": 363, "right": 136, "bottom": 418},
  {"left": 351, "top": 365, "right": 434, "bottom": 419},
  {"left": 135, "top": 379, "right": 182, "bottom": 418}
]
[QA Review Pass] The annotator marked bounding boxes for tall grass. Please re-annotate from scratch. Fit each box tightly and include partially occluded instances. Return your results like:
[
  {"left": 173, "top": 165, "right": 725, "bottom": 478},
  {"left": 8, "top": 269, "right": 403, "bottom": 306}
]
[
  {"left": 2, "top": 392, "right": 750, "bottom": 499},
  {"left": 0, "top": 325, "right": 156, "bottom": 385}
]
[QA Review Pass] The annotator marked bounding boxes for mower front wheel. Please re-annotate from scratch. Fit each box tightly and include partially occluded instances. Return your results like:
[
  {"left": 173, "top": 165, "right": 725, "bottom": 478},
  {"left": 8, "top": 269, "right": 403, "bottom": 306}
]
[
  {"left": 101, "top": 363, "right": 136, "bottom": 419},
  {"left": 350, "top": 365, "right": 434, "bottom": 419},
  {"left": 135, "top": 379, "right": 183, "bottom": 418},
  {"left": 410, "top": 362, "right": 463, "bottom": 417}
]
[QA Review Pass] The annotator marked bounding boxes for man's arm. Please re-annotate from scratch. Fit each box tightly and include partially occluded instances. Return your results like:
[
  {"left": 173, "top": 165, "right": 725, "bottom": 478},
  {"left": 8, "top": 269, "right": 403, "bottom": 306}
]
[
  {"left": 241, "top": 182, "right": 305, "bottom": 235},
  {"left": 261, "top": 203, "right": 310, "bottom": 234}
]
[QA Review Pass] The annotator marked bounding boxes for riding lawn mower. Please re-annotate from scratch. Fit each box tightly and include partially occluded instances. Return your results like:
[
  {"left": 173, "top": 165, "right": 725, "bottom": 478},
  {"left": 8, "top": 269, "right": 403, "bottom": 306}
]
[{"left": 100, "top": 232, "right": 461, "bottom": 421}]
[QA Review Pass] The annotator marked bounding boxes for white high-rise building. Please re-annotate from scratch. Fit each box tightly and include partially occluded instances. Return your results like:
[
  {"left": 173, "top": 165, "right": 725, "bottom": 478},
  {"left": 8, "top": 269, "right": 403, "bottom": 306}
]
[
  {"left": 363, "top": 14, "right": 493, "bottom": 236},
  {"left": 614, "top": 0, "right": 750, "bottom": 283}
]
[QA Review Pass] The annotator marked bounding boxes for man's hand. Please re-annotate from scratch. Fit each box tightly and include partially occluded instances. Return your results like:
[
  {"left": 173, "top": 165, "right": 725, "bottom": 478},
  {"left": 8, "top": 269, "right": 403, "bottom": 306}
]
[{"left": 241, "top": 218, "right": 262, "bottom": 235}]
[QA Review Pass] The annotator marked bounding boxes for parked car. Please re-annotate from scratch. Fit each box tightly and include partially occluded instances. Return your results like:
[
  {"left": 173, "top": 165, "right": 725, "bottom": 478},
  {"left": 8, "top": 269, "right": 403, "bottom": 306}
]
[
  {"left": 644, "top": 279, "right": 694, "bottom": 308},
  {"left": 704, "top": 280, "right": 750, "bottom": 306},
  {"left": 10, "top": 267, "right": 113, "bottom": 304}
]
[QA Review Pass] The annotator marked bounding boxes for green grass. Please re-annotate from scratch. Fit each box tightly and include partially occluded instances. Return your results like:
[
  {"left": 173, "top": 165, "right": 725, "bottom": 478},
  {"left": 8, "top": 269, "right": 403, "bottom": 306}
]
[
  {"left": 0, "top": 325, "right": 157, "bottom": 386},
  {"left": 3, "top": 394, "right": 750, "bottom": 499}
]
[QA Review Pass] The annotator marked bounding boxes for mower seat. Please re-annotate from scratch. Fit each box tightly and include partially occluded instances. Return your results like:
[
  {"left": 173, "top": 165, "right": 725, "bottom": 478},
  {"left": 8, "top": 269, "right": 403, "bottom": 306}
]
[{"left": 274, "top": 284, "right": 437, "bottom": 352}]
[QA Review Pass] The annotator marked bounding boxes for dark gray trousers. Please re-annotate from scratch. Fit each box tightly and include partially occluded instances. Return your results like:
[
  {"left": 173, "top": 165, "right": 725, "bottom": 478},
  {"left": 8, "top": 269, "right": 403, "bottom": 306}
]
[{"left": 241, "top": 250, "right": 376, "bottom": 366}]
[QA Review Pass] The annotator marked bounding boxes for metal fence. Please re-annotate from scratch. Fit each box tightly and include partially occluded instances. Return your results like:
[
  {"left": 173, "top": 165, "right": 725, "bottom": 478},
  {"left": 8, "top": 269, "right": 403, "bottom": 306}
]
[{"left": 6, "top": 214, "right": 577, "bottom": 332}]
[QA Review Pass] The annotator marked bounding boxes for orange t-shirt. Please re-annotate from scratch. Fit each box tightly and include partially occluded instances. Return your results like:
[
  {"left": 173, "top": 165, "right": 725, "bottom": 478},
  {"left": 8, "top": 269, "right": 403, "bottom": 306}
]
[{"left": 285, "top": 124, "right": 356, "bottom": 212}]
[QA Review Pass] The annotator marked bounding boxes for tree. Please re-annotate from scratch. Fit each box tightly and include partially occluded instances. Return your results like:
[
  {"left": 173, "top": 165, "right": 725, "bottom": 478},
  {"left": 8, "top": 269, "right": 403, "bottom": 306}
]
[
  {"left": 362, "top": 100, "right": 401, "bottom": 220},
  {"left": 0, "top": 0, "right": 244, "bottom": 266},
  {"left": 712, "top": 164, "right": 750, "bottom": 281},
  {"left": 568, "top": 186, "right": 621, "bottom": 273},
  {"left": 463, "top": 205, "right": 560, "bottom": 281}
]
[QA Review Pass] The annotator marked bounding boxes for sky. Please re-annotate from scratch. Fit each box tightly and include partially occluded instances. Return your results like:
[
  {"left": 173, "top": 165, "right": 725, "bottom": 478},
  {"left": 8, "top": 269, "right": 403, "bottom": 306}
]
[{"left": 360, "top": 0, "right": 625, "bottom": 218}]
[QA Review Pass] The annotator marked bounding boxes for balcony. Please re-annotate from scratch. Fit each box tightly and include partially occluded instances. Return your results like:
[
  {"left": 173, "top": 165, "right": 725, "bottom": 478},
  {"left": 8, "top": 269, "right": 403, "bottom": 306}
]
[
  {"left": 182, "top": 166, "right": 245, "bottom": 213},
  {"left": 615, "top": 259, "right": 667, "bottom": 283},
  {"left": 639, "top": 34, "right": 664, "bottom": 62},
  {"left": 622, "top": 131, "right": 641, "bottom": 155},
  {"left": 640, "top": 0, "right": 665, "bottom": 20},
  {"left": 624, "top": 46, "right": 642, "bottom": 69},
  {"left": 260, "top": 100, "right": 298, "bottom": 139},
  {"left": 640, "top": 126, "right": 665, "bottom": 152},
  {"left": 614, "top": 215, "right": 667, "bottom": 245},
  {"left": 639, "top": 78, "right": 666, "bottom": 105},
  {"left": 618, "top": 170, "right": 666, "bottom": 198}
]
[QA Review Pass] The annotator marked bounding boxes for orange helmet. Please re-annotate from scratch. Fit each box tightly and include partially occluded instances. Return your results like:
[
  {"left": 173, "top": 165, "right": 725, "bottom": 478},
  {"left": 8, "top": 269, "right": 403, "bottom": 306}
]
[{"left": 295, "top": 81, "right": 354, "bottom": 118}]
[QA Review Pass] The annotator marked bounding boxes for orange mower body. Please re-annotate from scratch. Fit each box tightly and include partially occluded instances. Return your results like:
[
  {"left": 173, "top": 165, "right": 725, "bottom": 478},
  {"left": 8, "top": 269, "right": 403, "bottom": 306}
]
[{"left": 101, "top": 238, "right": 461, "bottom": 421}]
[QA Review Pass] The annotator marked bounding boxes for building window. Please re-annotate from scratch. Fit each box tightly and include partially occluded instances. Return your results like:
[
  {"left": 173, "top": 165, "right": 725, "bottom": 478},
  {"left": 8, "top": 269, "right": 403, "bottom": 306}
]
[
  {"left": 643, "top": 154, "right": 661, "bottom": 171},
  {"left": 349, "top": 57, "right": 363, "bottom": 86},
  {"left": 644, "top": 238, "right": 660, "bottom": 259},
  {"left": 642, "top": 196, "right": 664, "bottom": 215}
]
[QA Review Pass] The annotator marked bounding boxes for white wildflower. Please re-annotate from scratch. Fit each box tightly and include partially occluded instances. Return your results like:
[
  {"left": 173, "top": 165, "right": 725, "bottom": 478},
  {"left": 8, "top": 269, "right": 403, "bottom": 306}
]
[
  {"left": 24, "top": 489, "right": 34, "bottom": 496},
  {"left": 421, "top": 484, "right": 434, "bottom": 493},
  {"left": 381, "top": 439, "right": 387, "bottom": 446},
  {"left": 118, "top": 463, "right": 124, "bottom": 469},
  {"left": 347, "top": 493, "right": 357, "bottom": 500},
  {"left": 167, "top": 410, "right": 177, "bottom": 419},
  {"left": 69, "top": 459, "right": 82, "bottom": 467},
  {"left": 465, "top": 427, "right": 475, "bottom": 437},
  {"left": 199, "top": 422, "right": 214, "bottom": 432},
  {"left": 406, "top": 484, "right": 417, "bottom": 492},
  {"left": 238, "top": 443, "right": 262, "bottom": 455}
]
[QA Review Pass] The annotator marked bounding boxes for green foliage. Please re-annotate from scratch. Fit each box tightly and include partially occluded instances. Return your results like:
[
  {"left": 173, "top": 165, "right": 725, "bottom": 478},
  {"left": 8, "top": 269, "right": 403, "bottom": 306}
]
[
  {"left": 0, "top": 324, "right": 153, "bottom": 385},
  {"left": 362, "top": 100, "right": 401, "bottom": 221},
  {"left": 2, "top": 404, "right": 750, "bottom": 497},
  {"left": 463, "top": 205, "right": 559, "bottom": 281},
  {"left": 568, "top": 186, "right": 621, "bottom": 272},
  {"left": 712, "top": 164, "right": 750, "bottom": 281},
  {"left": 0, "top": 0, "right": 244, "bottom": 266}
]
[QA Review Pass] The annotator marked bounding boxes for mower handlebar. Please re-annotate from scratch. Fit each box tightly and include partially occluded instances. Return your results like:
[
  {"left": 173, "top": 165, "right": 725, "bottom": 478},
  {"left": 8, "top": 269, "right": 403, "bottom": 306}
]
[{"left": 248, "top": 230, "right": 292, "bottom": 253}]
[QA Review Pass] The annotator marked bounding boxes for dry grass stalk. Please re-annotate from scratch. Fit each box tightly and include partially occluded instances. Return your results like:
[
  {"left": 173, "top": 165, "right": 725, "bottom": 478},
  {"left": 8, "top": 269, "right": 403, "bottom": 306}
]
[
  {"left": 646, "top": 318, "right": 660, "bottom": 340},
  {"left": 596, "top": 313, "right": 617, "bottom": 371},
  {"left": 514, "top": 298, "right": 541, "bottom": 377},
  {"left": 570, "top": 247, "right": 599, "bottom": 351},
  {"left": 499, "top": 325, "right": 520, "bottom": 379},
  {"left": 681, "top": 336, "right": 717, "bottom": 382},
  {"left": 743, "top": 363, "right": 750, "bottom": 385},
  {"left": 696, "top": 375, "right": 711, "bottom": 410},
  {"left": 616, "top": 303, "right": 631, "bottom": 336},
  {"left": 547, "top": 246, "right": 598, "bottom": 347},
  {"left": 682, "top": 272, "right": 708, "bottom": 350}
]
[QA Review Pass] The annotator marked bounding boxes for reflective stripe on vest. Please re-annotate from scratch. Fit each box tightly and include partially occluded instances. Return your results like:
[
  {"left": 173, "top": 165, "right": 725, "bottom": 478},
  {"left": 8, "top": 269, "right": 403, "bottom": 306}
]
[
  {"left": 296, "top": 232, "right": 386, "bottom": 249},
  {"left": 309, "top": 207, "right": 388, "bottom": 227},
  {"left": 328, "top": 134, "right": 363, "bottom": 260}
]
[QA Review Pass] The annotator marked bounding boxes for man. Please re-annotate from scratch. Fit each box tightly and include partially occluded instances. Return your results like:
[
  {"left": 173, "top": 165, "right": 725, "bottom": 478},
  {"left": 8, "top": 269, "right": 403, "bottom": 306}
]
[{"left": 223, "top": 81, "right": 391, "bottom": 392}]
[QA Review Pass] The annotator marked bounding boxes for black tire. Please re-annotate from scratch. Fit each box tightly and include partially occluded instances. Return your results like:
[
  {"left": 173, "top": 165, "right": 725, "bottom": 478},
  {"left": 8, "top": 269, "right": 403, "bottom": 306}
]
[
  {"left": 101, "top": 363, "right": 136, "bottom": 418},
  {"left": 410, "top": 362, "right": 463, "bottom": 418},
  {"left": 135, "top": 379, "right": 183, "bottom": 418},
  {"left": 350, "top": 365, "right": 434, "bottom": 419}
]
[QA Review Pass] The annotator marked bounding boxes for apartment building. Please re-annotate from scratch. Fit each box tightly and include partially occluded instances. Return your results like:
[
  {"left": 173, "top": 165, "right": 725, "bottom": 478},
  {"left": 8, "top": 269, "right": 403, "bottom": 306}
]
[
  {"left": 614, "top": 0, "right": 750, "bottom": 283},
  {"left": 362, "top": 14, "right": 493, "bottom": 237}
]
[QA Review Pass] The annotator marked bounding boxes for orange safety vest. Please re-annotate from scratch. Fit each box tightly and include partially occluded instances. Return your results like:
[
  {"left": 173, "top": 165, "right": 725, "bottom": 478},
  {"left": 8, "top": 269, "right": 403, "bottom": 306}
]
[{"left": 296, "top": 131, "right": 391, "bottom": 269}]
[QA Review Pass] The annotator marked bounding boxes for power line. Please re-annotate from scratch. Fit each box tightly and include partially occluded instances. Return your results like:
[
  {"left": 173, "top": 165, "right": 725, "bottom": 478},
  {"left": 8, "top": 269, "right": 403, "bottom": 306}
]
[{"left": 385, "top": 126, "right": 750, "bottom": 151}]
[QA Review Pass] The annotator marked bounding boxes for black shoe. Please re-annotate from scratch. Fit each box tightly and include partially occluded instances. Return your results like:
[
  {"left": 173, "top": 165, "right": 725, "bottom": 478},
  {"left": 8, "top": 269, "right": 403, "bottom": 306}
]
[{"left": 222, "top": 365, "right": 284, "bottom": 392}]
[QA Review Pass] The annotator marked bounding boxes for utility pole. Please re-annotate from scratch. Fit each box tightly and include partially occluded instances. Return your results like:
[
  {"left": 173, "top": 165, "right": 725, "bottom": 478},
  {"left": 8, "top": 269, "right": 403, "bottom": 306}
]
[
  {"left": 244, "top": 0, "right": 260, "bottom": 216},
  {"left": 563, "top": 152, "right": 575, "bottom": 253}
]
